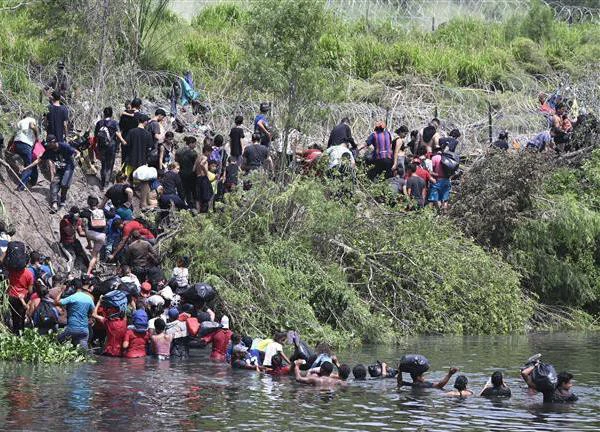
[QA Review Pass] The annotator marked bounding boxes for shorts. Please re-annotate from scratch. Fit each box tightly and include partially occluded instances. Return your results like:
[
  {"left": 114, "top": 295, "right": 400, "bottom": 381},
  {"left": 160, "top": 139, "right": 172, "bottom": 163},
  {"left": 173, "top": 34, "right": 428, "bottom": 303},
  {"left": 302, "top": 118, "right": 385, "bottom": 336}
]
[
  {"left": 428, "top": 178, "right": 451, "bottom": 202},
  {"left": 86, "top": 230, "right": 106, "bottom": 253}
]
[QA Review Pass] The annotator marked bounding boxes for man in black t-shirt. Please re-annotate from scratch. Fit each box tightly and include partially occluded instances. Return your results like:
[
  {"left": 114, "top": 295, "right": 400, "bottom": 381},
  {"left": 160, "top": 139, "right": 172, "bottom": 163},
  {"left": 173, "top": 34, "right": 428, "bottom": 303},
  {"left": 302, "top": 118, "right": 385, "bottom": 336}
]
[
  {"left": 229, "top": 115, "right": 245, "bottom": 164},
  {"left": 175, "top": 136, "right": 198, "bottom": 206},
  {"left": 242, "top": 133, "right": 273, "bottom": 173},
  {"left": 46, "top": 91, "right": 69, "bottom": 141},
  {"left": 102, "top": 172, "right": 133, "bottom": 209},
  {"left": 327, "top": 117, "right": 355, "bottom": 149}
]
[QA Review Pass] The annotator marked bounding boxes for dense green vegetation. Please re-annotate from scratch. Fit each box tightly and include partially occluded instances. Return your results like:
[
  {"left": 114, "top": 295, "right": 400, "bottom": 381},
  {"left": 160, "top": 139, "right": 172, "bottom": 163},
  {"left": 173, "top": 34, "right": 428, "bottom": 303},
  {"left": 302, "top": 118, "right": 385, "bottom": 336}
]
[
  {"left": 0, "top": 328, "right": 90, "bottom": 363},
  {"left": 0, "top": 0, "right": 599, "bottom": 345}
]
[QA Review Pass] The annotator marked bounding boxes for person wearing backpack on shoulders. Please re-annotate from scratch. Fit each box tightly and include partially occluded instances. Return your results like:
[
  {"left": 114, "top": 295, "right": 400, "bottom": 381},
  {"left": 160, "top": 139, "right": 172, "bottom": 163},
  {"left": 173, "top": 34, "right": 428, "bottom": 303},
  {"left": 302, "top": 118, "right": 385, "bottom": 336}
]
[
  {"left": 5, "top": 242, "right": 33, "bottom": 334},
  {"left": 210, "top": 134, "right": 228, "bottom": 204},
  {"left": 428, "top": 131, "right": 459, "bottom": 213},
  {"left": 79, "top": 195, "right": 107, "bottom": 276},
  {"left": 94, "top": 107, "right": 125, "bottom": 189},
  {"left": 27, "top": 251, "right": 54, "bottom": 286},
  {"left": 28, "top": 279, "right": 60, "bottom": 335}
]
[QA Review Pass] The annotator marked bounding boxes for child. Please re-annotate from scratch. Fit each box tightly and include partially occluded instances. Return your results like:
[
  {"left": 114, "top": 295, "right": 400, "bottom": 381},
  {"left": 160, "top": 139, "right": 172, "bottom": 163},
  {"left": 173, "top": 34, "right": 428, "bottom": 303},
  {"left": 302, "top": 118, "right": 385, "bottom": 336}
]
[
  {"left": 151, "top": 318, "right": 173, "bottom": 360},
  {"left": 225, "top": 156, "right": 239, "bottom": 192},
  {"left": 193, "top": 144, "right": 213, "bottom": 213},
  {"left": 208, "top": 160, "right": 219, "bottom": 196},
  {"left": 263, "top": 332, "right": 291, "bottom": 368},
  {"left": 122, "top": 309, "right": 150, "bottom": 358},
  {"left": 172, "top": 256, "right": 189, "bottom": 288}
]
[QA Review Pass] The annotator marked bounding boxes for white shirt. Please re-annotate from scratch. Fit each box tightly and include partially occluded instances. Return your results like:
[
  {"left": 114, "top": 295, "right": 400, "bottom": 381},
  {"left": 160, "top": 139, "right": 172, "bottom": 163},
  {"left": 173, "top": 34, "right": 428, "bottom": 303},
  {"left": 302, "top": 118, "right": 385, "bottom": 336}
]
[
  {"left": 14, "top": 117, "right": 37, "bottom": 147},
  {"left": 325, "top": 144, "right": 354, "bottom": 169},
  {"left": 121, "top": 274, "right": 140, "bottom": 288},
  {"left": 172, "top": 267, "right": 189, "bottom": 287},
  {"left": 262, "top": 341, "right": 283, "bottom": 367}
]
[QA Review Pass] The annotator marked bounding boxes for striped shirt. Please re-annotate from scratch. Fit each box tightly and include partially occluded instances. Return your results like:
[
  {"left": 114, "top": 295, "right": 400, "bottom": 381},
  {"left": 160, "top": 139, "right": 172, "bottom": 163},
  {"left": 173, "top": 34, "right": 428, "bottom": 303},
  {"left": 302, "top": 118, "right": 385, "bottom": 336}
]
[{"left": 367, "top": 130, "right": 393, "bottom": 160}]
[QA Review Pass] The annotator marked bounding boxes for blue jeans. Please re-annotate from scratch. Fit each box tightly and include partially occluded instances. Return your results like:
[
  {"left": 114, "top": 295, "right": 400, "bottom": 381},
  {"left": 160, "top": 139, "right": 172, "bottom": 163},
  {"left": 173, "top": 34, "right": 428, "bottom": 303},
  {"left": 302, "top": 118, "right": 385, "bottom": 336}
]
[
  {"left": 14, "top": 141, "right": 38, "bottom": 188},
  {"left": 50, "top": 165, "right": 75, "bottom": 204},
  {"left": 58, "top": 328, "right": 89, "bottom": 349}
]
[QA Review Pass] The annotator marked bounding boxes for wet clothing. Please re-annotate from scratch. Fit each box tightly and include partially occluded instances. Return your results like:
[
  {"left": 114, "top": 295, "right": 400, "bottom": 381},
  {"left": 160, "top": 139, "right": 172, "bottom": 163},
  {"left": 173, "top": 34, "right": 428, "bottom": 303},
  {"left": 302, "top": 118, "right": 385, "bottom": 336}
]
[
  {"left": 406, "top": 174, "right": 426, "bottom": 207},
  {"left": 253, "top": 114, "right": 270, "bottom": 146},
  {"left": 151, "top": 333, "right": 173, "bottom": 357},
  {"left": 8, "top": 268, "right": 33, "bottom": 298},
  {"left": 101, "top": 317, "right": 127, "bottom": 357},
  {"left": 161, "top": 170, "right": 184, "bottom": 197},
  {"left": 202, "top": 328, "right": 232, "bottom": 361},
  {"left": 481, "top": 386, "right": 512, "bottom": 398},
  {"left": 94, "top": 118, "right": 120, "bottom": 188},
  {"left": 123, "top": 329, "right": 149, "bottom": 358},
  {"left": 543, "top": 389, "right": 578, "bottom": 403},
  {"left": 125, "top": 239, "right": 158, "bottom": 270},
  {"left": 527, "top": 131, "right": 552, "bottom": 151},
  {"left": 60, "top": 291, "right": 94, "bottom": 332}
]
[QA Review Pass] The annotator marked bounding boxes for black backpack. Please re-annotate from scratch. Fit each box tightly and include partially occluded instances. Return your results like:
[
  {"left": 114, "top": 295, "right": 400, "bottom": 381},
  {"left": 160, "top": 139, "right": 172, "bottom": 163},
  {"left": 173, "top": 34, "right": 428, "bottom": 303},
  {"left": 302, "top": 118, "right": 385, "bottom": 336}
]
[
  {"left": 96, "top": 121, "right": 113, "bottom": 150},
  {"left": 422, "top": 126, "right": 436, "bottom": 144},
  {"left": 33, "top": 300, "right": 58, "bottom": 329},
  {"left": 441, "top": 152, "right": 460, "bottom": 177},
  {"left": 4, "top": 241, "right": 27, "bottom": 270}
]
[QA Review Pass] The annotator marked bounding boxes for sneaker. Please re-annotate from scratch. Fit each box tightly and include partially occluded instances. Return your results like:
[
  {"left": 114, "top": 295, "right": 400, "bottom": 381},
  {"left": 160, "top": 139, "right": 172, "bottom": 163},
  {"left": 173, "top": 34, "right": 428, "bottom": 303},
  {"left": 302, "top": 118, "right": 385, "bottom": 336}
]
[
  {"left": 59, "top": 202, "right": 66, "bottom": 209},
  {"left": 50, "top": 203, "right": 58, "bottom": 213}
]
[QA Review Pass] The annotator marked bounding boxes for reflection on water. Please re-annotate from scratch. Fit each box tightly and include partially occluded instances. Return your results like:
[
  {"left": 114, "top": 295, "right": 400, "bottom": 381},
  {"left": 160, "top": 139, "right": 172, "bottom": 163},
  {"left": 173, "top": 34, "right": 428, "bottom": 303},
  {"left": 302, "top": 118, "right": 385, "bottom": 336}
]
[{"left": 0, "top": 333, "right": 599, "bottom": 431}]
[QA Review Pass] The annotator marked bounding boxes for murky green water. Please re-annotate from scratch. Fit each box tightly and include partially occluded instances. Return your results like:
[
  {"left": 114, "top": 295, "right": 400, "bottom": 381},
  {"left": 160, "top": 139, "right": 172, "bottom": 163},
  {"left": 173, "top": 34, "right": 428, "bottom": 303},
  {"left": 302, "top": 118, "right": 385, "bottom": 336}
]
[{"left": 0, "top": 332, "right": 598, "bottom": 431}]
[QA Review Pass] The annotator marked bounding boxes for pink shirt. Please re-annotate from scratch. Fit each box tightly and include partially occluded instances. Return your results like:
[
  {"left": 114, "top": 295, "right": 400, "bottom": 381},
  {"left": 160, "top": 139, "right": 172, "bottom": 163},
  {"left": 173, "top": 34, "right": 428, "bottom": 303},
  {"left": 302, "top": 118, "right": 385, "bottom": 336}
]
[{"left": 431, "top": 154, "right": 446, "bottom": 179}]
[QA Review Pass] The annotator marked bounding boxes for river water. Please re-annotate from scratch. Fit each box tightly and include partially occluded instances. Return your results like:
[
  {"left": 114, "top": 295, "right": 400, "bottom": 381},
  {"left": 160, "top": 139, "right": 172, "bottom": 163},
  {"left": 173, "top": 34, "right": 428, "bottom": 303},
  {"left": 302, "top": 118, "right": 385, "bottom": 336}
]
[{"left": 0, "top": 332, "right": 598, "bottom": 431}]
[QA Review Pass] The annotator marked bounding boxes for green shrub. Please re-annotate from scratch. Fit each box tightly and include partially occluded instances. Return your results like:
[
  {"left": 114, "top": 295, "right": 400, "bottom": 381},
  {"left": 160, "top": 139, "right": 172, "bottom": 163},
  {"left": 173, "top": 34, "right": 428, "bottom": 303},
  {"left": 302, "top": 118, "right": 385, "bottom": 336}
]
[
  {"left": 166, "top": 176, "right": 533, "bottom": 345},
  {"left": 0, "top": 328, "right": 90, "bottom": 364}
]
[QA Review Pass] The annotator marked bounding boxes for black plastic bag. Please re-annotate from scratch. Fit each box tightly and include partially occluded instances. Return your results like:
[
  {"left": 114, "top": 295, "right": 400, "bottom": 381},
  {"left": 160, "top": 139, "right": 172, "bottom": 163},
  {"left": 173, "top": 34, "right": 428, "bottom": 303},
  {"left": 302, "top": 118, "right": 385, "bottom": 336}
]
[
  {"left": 399, "top": 354, "right": 430, "bottom": 375},
  {"left": 180, "top": 283, "right": 216, "bottom": 305},
  {"left": 532, "top": 363, "right": 558, "bottom": 393}
]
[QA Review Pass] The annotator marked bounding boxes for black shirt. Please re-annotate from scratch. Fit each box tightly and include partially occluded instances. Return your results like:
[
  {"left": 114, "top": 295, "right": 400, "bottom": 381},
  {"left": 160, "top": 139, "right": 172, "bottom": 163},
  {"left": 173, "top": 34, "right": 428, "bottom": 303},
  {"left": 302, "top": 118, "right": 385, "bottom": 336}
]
[
  {"left": 243, "top": 144, "right": 269, "bottom": 171},
  {"left": 328, "top": 123, "right": 354, "bottom": 148},
  {"left": 229, "top": 127, "right": 244, "bottom": 157},
  {"left": 406, "top": 175, "right": 426, "bottom": 201},
  {"left": 125, "top": 127, "right": 153, "bottom": 169},
  {"left": 481, "top": 386, "right": 512, "bottom": 398},
  {"left": 175, "top": 147, "right": 198, "bottom": 176},
  {"left": 492, "top": 139, "right": 509, "bottom": 150},
  {"left": 46, "top": 104, "right": 69, "bottom": 140},
  {"left": 119, "top": 110, "right": 141, "bottom": 137},
  {"left": 226, "top": 163, "right": 239, "bottom": 185},
  {"left": 161, "top": 170, "right": 184, "bottom": 197},
  {"left": 105, "top": 183, "right": 131, "bottom": 208}
]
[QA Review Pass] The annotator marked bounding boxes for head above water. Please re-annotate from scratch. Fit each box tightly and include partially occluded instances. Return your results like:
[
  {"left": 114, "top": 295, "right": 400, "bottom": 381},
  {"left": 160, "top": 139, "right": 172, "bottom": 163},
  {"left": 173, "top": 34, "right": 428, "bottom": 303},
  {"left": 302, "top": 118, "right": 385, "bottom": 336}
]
[
  {"left": 557, "top": 371, "right": 574, "bottom": 391},
  {"left": 154, "top": 317, "right": 166, "bottom": 334},
  {"left": 353, "top": 364, "right": 367, "bottom": 380},
  {"left": 338, "top": 364, "right": 351, "bottom": 380},
  {"left": 319, "top": 361, "right": 334, "bottom": 377},
  {"left": 454, "top": 375, "right": 468, "bottom": 391},
  {"left": 491, "top": 371, "right": 504, "bottom": 388}
]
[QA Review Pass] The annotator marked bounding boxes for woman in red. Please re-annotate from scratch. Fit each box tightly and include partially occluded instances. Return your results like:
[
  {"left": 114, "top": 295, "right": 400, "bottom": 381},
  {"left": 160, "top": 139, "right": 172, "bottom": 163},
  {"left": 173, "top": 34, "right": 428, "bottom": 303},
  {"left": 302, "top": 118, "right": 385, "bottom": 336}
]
[
  {"left": 201, "top": 315, "right": 232, "bottom": 361},
  {"left": 122, "top": 309, "right": 149, "bottom": 358},
  {"left": 93, "top": 296, "right": 127, "bottom": 357}
]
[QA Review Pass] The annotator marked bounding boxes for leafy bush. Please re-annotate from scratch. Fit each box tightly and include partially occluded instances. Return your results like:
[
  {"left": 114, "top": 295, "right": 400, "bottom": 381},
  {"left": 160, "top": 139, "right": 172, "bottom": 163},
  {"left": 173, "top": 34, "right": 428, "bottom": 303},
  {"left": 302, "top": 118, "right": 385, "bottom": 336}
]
[
  {"left": 166, "top": 176, "right": 533, "bottom": 345},
  {"left": 0, "top": 328, "right": 90, "bottom": 364}
]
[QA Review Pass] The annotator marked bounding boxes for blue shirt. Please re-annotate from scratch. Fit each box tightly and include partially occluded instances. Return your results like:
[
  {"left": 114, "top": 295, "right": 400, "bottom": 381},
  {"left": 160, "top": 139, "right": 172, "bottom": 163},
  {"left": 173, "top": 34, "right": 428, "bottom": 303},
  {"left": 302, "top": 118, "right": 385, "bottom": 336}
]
[
  {"left": 528, "top": 131, "right": 552, "bottom": 151},
  {"left": 60, "top": 291, "right": 94, "bottom": 332},
  {"left": 41, "top": 142, "right": 76, "bottom": 167},
  {"left": 27, "top": 264, "right": 53, "bottom": 282},
  {"left": 254, "top": 114, "right": 269, "bottom": 132}
]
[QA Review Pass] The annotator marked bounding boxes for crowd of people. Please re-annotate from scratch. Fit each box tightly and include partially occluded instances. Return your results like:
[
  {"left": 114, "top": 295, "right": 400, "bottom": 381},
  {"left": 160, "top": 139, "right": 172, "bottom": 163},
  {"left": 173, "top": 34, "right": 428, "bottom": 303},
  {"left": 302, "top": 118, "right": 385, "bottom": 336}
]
[{"left": 0, "top": 67, "right": 583, "bottom": 408}]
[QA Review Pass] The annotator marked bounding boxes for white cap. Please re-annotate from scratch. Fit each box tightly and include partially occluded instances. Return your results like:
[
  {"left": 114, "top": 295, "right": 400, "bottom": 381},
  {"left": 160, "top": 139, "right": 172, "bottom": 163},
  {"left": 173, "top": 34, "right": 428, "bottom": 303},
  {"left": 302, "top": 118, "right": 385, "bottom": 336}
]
[{"left": 220, "top": 315, "right": 229, "bottom": 329}]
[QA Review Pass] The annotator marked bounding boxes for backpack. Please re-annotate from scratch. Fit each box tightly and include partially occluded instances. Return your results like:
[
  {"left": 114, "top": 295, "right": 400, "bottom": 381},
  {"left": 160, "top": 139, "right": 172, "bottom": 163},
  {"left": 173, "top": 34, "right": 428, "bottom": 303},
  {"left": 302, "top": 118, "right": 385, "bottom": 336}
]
[
  {"left": 186, "top": 317, "right": 200, "bottom": 337},
  {"left": 90, "top": 208, "right": 107, "bottom": 230},
  {"left": 439, "top": 137, "right": 459, "bottom": 153},
  {"left": 147, "top": 148, "right": 160, "bottom": 168},
  {"left": 102, "top": 289, "right": 128, "bottom": 312},
  {"left": 96, "top": 121, "right": 113, "bottom": 150},
  {"left": 33, "top": 300, "right": 58, "bottom": 329},
  {"left": 422, "top": 126, "right": 436, "bottom": 144},
  {"left": 440, "top": 152, "right": 460, "bottom": 177},
  {"left": 4, "top": 241, "right": 27, "bottom": 270},
  {"left": 532, "top": 363, "right": 558, "bottom": 393}
]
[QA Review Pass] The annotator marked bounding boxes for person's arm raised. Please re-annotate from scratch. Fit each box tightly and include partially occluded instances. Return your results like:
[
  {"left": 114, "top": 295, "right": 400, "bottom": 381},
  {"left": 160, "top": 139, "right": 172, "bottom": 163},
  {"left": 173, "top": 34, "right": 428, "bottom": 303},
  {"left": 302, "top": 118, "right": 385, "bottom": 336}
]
[{"left": 433, "top": 367, "right": 458, "bottom": 389}]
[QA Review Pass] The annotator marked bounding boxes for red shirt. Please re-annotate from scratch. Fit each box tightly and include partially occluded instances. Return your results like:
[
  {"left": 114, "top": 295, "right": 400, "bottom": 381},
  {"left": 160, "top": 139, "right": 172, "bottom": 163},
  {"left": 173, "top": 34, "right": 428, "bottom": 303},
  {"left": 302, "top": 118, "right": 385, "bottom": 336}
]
[
  {"left": 8, "top": 268, "right": 33, "bottom": 298},
  {"left": 123, "top": 221, "right": 155, "bottom": 240},
  {"left": 102, "top": 317, "right": 127, "bottom": 357},
  {"left": 202, "top": 328, "right": 232, "bottom": 361},
  {"left": 415, "top": 166, "right": 432, "bottom": 184},
  {"left": 266, "top": 365, "right": 291, "bottom": 376},
  {"left": 123, "top": 329, "right": 149, "bottom": 358},
  {"left": 60, "top": 217, "right": 83, "bottom": 245}
]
